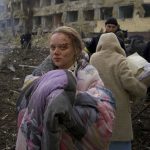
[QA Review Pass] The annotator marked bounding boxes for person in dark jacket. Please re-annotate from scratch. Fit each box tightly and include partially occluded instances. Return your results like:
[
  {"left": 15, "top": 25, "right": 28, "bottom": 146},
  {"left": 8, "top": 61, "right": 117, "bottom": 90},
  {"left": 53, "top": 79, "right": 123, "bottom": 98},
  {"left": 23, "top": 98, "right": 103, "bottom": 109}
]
[
  {"left": 143, "top": 41, "right": 150, "bottom": 100},
  {"left": 20, "top": 33, "right": 32, "bottom": 49},
  {"left": 143, "top": 41, "right": 150, "bottom": 62},
  {"left": 86, "top": 17, "right": 126, "bottom": 55}
]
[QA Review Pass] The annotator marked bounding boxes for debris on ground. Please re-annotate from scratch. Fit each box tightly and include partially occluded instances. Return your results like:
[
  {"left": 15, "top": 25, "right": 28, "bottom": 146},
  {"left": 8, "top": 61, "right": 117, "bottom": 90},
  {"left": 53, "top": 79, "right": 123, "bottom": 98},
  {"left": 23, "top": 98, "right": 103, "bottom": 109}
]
[{"left": 0, "top": 36, "right": 149, "bottom": 149}]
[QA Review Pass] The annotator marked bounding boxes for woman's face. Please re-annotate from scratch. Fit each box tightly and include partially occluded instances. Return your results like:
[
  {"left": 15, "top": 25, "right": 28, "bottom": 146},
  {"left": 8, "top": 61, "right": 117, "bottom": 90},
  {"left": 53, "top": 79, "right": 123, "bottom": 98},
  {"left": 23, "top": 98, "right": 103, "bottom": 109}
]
[{"left": 50, "top": 33, "right": 76, "bottom": 69}]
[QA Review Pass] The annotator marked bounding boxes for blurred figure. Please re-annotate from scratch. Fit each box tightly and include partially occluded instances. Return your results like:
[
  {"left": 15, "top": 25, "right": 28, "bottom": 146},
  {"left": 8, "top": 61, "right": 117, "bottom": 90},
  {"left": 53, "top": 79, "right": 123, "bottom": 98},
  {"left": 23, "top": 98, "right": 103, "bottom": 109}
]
[
  {"left": 20, "top": 33, "right": 32, "bottom": 49},
  {"left": 143, "top": 41, "right": 150, "bottom": 101},
  {"left": 143, "top": 41, "right": 150, "bottom": 62}
]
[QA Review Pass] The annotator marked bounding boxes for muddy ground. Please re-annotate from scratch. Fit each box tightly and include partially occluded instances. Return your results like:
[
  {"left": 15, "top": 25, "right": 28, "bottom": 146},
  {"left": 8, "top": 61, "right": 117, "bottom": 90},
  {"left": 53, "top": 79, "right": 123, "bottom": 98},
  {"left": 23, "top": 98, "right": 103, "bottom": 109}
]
[
  {"left": 0, "top": 45, "right": 150, "bottom": 150},
  {"left": 0, "top": 46, "right": 49, "bottom": 150}
]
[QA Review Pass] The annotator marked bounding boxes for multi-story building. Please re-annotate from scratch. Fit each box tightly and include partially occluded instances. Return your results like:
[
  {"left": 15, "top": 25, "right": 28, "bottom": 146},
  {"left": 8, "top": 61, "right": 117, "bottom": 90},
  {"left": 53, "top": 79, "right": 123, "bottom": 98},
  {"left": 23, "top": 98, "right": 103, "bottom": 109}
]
[{"left": 0, "top": 0, "right": 150, "bottom": 39}]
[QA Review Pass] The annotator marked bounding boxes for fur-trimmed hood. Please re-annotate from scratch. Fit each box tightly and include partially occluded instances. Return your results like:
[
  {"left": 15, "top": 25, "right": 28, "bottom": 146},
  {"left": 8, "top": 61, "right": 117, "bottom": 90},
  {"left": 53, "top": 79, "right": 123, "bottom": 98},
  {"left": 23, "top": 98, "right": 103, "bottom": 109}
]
[{"left": 96, "top": 32, "right": 126, "bottom": 56}]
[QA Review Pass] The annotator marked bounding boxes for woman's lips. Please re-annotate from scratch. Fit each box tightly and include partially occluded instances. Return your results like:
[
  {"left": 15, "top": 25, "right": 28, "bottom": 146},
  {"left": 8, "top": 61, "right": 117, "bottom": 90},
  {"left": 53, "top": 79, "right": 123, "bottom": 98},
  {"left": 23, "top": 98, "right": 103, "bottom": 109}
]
[{"left": 53, "top": 57, "right": 61, "bottom": 61}]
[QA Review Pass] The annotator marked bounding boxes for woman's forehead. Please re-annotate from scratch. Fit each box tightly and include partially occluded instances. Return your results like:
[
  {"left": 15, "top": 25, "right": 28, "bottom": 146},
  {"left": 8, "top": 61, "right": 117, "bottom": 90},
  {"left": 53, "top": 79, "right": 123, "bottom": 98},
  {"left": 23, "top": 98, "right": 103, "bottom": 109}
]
[
  {"left": 51, "top": 33, "right": 70, "bottom": 40},
  {"left": 50, "top": 33, "right": 71, "bottom": 45}
]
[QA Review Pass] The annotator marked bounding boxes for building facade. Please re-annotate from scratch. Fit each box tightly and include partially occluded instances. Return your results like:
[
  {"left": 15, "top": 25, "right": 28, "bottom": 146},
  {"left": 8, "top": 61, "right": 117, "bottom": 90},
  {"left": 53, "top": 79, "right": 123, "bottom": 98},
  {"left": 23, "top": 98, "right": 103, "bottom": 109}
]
[{"left": 0, "top": 0, "right": 150, "bottom": 39}]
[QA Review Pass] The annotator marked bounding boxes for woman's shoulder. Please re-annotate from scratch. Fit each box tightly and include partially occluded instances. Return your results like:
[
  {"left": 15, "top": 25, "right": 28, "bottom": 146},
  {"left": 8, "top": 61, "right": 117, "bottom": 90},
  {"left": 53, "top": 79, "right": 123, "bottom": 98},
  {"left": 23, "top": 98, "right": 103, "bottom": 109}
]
[{"left": 32, "top": 56, "right": 56, "bottom": 76}]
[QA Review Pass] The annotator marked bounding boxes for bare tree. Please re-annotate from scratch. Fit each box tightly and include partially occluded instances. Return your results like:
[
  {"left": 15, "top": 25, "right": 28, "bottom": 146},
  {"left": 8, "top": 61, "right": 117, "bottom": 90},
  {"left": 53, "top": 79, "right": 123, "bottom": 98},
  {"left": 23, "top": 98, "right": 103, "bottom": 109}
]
[
  {"left": 7, "top": 0, "right": 15, "bottom": 36},
  {"left": 21, "top": 0, "right": 33, "bottom": 34}
]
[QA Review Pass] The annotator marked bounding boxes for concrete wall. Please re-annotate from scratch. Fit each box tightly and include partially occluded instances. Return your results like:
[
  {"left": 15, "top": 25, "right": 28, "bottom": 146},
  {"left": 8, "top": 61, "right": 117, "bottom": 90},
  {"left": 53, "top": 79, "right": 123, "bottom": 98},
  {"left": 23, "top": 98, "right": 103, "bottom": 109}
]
[
  {"left": 95, "top": 17, "right": 150, "bottom": 32},
  {"left": 0, "top": 0, "right": 150, "bottom": 40}
]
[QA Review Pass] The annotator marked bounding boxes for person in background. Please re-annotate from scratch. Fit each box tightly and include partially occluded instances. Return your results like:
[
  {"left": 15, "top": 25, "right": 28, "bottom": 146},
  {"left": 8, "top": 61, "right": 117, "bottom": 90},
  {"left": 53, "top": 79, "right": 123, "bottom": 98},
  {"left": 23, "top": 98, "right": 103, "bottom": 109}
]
[
  {"left": 90, "top": 32, "right": 147, "bottom": 150},
  {"left": 16, "top": 26, "right": 116, "bottom": 150},
  {"left": 143, "top": 41, "right": 150, "bottom": 63},
  {"left": 143, "top": 41, "right": 150, "bottom": 101},
  {"left": 86, "top": 17, "right": 126, "bottom": 55},
  {"left": 20, "top": 32, "right": 32, "bottom": 49}
]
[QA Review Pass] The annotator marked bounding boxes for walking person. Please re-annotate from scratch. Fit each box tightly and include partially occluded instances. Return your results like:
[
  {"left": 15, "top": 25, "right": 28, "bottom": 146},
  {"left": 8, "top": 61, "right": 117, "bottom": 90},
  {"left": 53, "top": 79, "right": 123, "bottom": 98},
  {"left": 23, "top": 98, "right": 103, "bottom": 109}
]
[{"left": 90, "top": 32, "right": 147, "bottom": 150}]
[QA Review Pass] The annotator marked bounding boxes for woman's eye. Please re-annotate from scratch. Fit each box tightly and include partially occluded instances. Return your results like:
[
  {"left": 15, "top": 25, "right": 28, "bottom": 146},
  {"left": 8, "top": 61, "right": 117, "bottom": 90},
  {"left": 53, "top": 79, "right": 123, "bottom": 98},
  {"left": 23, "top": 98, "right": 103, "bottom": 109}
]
[
  {"left": 50, "top": 45, "right": 55, "bottom": 51},
  {"left": 59, "top": 45, "right": 68, "bottom": 50},
  {"left": 50, "top": 43, "right": 69, "bottom": 51}
]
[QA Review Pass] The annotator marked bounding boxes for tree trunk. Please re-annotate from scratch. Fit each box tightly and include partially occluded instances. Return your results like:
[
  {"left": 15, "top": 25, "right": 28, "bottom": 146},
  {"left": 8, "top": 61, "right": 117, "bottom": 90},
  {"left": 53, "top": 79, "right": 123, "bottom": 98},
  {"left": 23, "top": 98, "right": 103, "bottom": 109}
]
[{"left": 21, "top": 0, "right": 33, "bottom": 34}]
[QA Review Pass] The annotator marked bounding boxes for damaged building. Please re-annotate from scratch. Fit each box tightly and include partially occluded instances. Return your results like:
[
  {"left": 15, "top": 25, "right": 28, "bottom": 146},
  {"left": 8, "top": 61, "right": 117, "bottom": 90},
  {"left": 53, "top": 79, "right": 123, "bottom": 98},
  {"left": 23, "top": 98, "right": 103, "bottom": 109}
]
[{"left": 0, "top": 0, "right": 150, "bottom": 39}]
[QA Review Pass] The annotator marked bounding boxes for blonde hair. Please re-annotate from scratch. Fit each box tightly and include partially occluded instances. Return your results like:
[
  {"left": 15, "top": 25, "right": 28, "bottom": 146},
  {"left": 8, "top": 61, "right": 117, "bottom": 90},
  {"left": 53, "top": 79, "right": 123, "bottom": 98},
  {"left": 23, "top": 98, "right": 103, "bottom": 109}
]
[{"left": 50, "top": 26, "right": 84, "bottom": 59}]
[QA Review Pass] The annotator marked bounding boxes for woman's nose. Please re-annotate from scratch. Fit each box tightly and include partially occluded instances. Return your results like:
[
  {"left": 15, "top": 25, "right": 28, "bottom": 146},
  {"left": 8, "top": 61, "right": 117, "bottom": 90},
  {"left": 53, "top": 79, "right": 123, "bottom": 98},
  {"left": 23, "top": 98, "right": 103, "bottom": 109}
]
[{"left": 53, "top": 47, "right": 61, "bottom": 54}]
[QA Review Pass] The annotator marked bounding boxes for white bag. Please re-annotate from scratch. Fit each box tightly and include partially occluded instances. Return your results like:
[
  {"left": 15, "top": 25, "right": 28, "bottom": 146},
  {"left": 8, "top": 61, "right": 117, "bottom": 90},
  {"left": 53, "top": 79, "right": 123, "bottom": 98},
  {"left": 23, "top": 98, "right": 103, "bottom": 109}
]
[
  {"left": 127, "top": 52, "right": 150, "bottom": 87},
  {"left": 127, "top": 52, "right": 148, "bottom": 77}
]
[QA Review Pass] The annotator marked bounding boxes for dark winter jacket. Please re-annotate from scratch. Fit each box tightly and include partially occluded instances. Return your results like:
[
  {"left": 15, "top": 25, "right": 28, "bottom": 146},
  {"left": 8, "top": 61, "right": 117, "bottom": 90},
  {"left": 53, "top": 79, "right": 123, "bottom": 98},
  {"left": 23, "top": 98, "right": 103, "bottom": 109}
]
[{"left": 86, "top": 32, "right": 126, "bottom": 55}]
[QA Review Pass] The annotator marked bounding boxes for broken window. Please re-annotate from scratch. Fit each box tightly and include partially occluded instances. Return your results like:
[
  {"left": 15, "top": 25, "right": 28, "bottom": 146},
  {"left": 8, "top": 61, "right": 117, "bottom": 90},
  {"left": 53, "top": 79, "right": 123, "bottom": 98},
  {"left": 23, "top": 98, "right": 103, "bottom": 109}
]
[
  {"left": 100, "top": 7, "right": 113, "bottom": 20},
  {"left": 33, "top": 16, "right": 41, "bottom": 26},
  {"left": 13, "top": 2, "right": 21, "bottom": 10},
  {"left": 119, "top": 5, "right": 133, "bottom": 19},
  {"left": 42, "top": 15, "right": 52, "bottom": 32},
  {"left": 34, "top": 0, "right": 40, "bottom": 8},
  {"left": 143, "top": 4, "right": 150, "bottom": 17},
  {"left": 43, "top": 0, "right": 51, "bottom": 6},
  {"left": 14, "top": 18, "right": 19, "bottom": 26},
  {"left": 66, "top": 11, "right": 78, "bottom": 22},
  {"left": 52, "top": 13, "right": 63, "bottom": 27},
  {"left": 0, "top": 5, "right": 4, "bottom": 12},
  {"left": 0, "top": 21, "right": 6, "bottom": 29},
  {"left": 45, "top": 16, "right": 52, "bottom": 26},
  {"left": 83, "top": 10, "right": 94, "bottom": 21},
  {"left": 55, "top": 0, "right": 63, "bottom": 4},
  {"left": 7, "top": 19, "right": 11, "bottom": 27}
]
